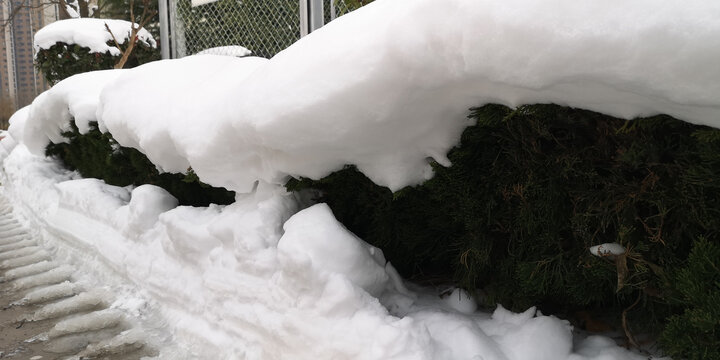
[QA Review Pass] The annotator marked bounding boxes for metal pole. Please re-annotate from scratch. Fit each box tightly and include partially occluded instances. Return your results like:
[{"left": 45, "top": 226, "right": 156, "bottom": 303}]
[
  {"left": 158, "top": 0, "right": 171, "bottom": 59},
  {"left": 309, "top": 0, "right": 324, "bottom": 32},
  {"left": 299, "top": 0, "right": 309, "bottom": 37},
  {"left": 330, "top": 0, "right": 336, "bottom": 21}
]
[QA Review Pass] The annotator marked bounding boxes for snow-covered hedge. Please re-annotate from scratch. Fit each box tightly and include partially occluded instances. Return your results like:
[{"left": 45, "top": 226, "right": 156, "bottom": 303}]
[
  {"left": 34, "top": 19, "right": 158, "bottom": 83},
  {"left": 3, "top": 0, "right": 720, "bottom": 358},
  {"left": 288, "top": 103, "right": 720, "bottom": 358}
]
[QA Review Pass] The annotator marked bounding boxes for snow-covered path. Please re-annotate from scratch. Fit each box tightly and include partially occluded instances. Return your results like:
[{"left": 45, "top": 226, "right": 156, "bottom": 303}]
[{"left": 0, "top": 197, "right": 156, "bottom": 359}]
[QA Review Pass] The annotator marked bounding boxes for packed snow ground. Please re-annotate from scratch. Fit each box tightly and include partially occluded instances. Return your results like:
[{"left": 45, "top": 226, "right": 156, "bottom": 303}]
[{"left": 6, "top": 0, "right": 720, "bottom": 358}]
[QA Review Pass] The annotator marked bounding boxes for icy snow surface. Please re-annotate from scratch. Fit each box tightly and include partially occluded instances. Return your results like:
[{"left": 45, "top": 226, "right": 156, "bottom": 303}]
[{"left": 34, "top": 18, "right": 156, "bottom": 56}]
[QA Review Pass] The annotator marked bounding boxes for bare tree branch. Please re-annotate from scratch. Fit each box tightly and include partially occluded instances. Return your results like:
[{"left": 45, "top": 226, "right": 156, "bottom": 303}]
[
  {"left": 113, "top": 0, "right": 155, "bottom": 69},
  {"left": 104, "top": 21, "right": 121, "bottom": 48},
  {"left": 1, "top": 0, "right": 63, "bottom": 29}
]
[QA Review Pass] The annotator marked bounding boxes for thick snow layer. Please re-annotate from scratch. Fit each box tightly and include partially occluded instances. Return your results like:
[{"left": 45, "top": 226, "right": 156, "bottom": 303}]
[
  {"left": 98, "top": 55, "right": 268, "bottom": 174},
  {"left": 34, "top": 18, "right": 156, "bottom": 56},
  {"left": 97, "top": 0, "right": 720, "bottom": 192},
  {"left": 0, "top": 145, "right": 660, "bottom": 360},
  {"left": 23, "top": 70, "right": 125, "bottom": 155}
]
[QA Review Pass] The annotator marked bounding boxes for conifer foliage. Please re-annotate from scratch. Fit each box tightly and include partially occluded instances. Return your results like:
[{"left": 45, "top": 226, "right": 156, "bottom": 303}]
[
  {"left": 35, "top": 40, "right": 158, "bottom": 84},
  {"left": 45, "top": 122, "right": 235, "bottom": 206},
  {"left": 287, "top": 104, "right": 720, "bottom": 358}
]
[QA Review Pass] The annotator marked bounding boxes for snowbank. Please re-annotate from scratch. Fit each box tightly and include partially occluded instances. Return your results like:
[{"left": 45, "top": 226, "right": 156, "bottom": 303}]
[
  {"left": 97, "top": 0, "right": 720, "bottom": 192},
  {"left": 0, "top": 144, "right": 660, "bottom": 359},
  {"left": 34, "top": 18, "right": 156, "bottom": 56}
]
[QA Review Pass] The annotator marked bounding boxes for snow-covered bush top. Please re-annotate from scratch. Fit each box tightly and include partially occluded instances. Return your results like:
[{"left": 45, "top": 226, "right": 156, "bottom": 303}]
[
  {"left": 20, "top": 0, "right": 720, "bottom": 194},
  {"left": 23, "top": 70, "right": 124, "bottom": 155},
  {"left": 195, "top": 45, "right": 252, "bottom": 57},
  {"left": 34, "top": 18, "right": 156, "bottom": 57}
]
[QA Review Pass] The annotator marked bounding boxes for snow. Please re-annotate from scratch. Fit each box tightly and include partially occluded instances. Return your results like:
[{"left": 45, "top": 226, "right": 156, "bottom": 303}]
[
  {"left": 97, "top": 0, "right": 720, "bottom": 193},
  {"left": 34, "top": 18, "right": 156, "bottom": 56},
  {"left": 18, "top": 281, "right": 80, "bottom": 306},
  {"left": 442, "top": 288, "right": 479, "bottom": 314},
  {"left": 195, "top": 45, "right": 252, "bottom": 57},
  {"left": 22, "top": 70, "right": 125, "bottom": 155},
  {"left": 115, "top": 185, "right": 178, "bottom": 238},
  {"left": 590, "top": 243, "right": 626, "bottom": 257},
  {"left": 191, "top": 0, "right": 220, "bottom": 7},
  {"left": 278, "top": 203, "right": 390, "bottom": 297},
  {"left": 4, "top": 0, "right": 714, "bottom": 357},
  {"left": 0, "top": 144, "right": 660, "bottom": 360}
]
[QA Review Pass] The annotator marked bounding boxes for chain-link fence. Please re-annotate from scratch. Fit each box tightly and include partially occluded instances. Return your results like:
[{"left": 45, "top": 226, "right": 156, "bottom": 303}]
[{"left": 169, "top": 0, "right": 364, "bottom": 59}]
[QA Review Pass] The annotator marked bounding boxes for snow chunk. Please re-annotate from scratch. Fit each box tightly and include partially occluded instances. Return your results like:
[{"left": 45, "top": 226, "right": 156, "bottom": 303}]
[
  {"left": 6, "top": 106, "right": 29, "bottom": 143},
  {"left": 486, "top": 305, "right": 573, "bottom": 360},
  {"left": 19, "top": 281, "right": 79, "bottom": 305},
  {"left": 115, "top": 185, "right": 178, "bottom": 237},
  {"left": 1, "top": 106, "right": 29, "bottom": 155},
  {"left": 34, "top": 18, "right": 156, "bottom": 56},
  {"left": 23, "top": 70, "right": 125, "bottom": 155},
  {"left": 442, "top": 288, "right": 478, "bottom": 314},
  {"left": 56, "top": 178, "right": 131, "bottom": 221},
  {"left": 157, "top": 205, "right": 223, "bottom": 260},
  {"left": 11, "top": 265, "right": 75, "bottom": 290},
  {"left": 48, "top": 309, "right": 125, "bottom": 338},
  {"left": 31, "top": 289, "right": 109, "bottom": 321},
  {"left": 278, "top": 203, "right": 389, "bottom": 297},
  {"left": 590, "top": 243, "right": 626, "bottom": 257}
]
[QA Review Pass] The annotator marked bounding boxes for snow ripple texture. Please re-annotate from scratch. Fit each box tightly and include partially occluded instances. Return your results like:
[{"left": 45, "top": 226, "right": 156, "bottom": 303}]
[{"left": 0, "top": 196, "right": 156, "bottom": 359}]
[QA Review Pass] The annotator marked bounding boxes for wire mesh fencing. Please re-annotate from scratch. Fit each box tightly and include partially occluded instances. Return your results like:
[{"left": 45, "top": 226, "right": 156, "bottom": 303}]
[{"left": 169, "top": 0, "right": 365, "bottom": 59}]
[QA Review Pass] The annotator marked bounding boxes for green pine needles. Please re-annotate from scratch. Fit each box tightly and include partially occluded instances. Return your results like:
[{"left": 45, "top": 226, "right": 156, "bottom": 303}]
[
  {"left": 286, "top": 104, "right": 720, "bottom": 359},
  {"left": 35, "top": 40, "right": 158, "bottom": 84},
  {"left": 45, "top": 122, "right": 235, "bottom": 207}
]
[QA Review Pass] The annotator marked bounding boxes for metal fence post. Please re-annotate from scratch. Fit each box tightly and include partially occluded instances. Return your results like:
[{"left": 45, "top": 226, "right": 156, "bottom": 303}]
[
  {"left": 309, "top": 0, "right": 324, "bottom": 32},
  {"left": 300, "top": 0, "right": 324, "bottom": 37},
  {"left": 299, "top": 0, "right": 309, "bottom": 37},
  {"left": 158, "top": 0, "right": 171, "bottom": 59}
]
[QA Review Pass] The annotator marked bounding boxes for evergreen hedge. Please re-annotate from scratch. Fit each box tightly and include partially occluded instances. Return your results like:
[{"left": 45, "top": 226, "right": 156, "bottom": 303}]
[
  {"left": 35, "top": 40, "right": 158, "bottom": 84},
  {"left": 287, "top": 104, "right": 720, "bottom": 359},
  {"left": 45, "top": 122, "right": 235, "bottom": 207}
]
